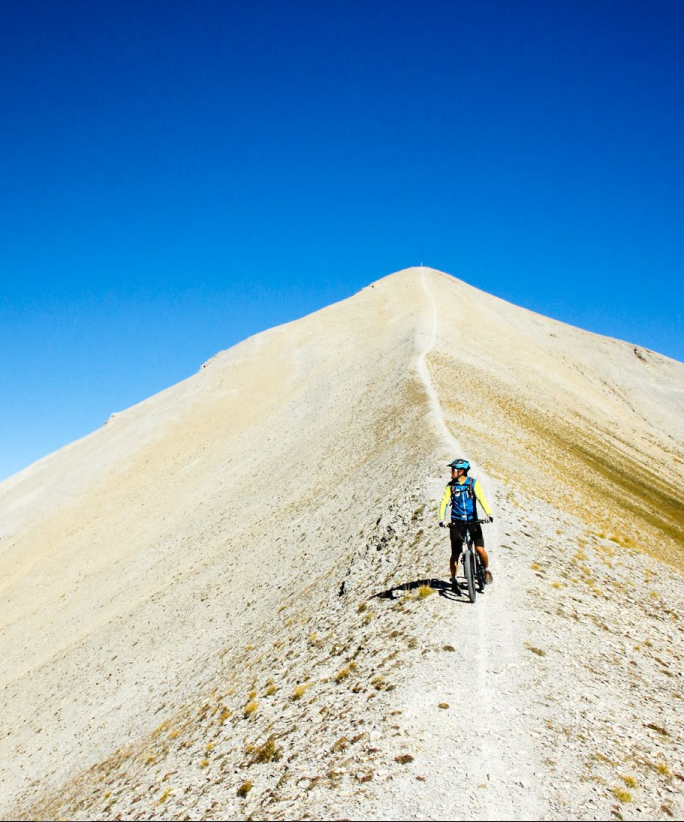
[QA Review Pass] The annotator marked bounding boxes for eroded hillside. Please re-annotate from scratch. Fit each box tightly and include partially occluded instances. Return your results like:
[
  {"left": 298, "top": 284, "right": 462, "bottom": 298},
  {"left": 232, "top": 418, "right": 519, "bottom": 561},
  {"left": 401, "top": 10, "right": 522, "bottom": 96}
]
[{"left": 425, "top": 272, "right": 684, "bottom": 566}]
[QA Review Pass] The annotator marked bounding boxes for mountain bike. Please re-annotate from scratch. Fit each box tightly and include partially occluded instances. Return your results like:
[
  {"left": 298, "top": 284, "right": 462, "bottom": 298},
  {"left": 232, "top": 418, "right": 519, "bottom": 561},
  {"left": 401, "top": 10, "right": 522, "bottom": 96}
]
[{"left": 448, "top": 519, "right": 490, "bottom": 603}]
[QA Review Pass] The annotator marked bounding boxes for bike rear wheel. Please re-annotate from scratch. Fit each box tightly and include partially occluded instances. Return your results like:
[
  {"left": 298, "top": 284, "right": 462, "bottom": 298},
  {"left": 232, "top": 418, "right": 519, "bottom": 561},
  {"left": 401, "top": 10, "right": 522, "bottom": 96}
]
[{"left": 463, "top": 549, "right": 477, "bottom": 603}]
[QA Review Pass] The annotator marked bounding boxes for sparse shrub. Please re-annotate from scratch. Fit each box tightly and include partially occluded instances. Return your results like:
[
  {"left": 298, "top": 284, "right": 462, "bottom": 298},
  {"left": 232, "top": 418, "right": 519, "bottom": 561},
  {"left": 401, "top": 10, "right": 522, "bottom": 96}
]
[
  {"left": 417, "top": 585, "right": 434, "bottom": 598},
  {"left": 168, "top": 729, "right": 181, "bottom": 740},
  {"left": 357, "top": 602, "right": 367, "bottom": 613},
  {"left": 442, "top": 645, "right": 455, "bottom": 652},
  {"left": 335, "top": 662, "right": 356, "bottom": 683},
  {"left": 264, "top": 682, "right": 276, "bottom": 697},
  {"left": 249, "top": 736, "right": 282, "bottom": 764},
  {"left": 331, "top": 736, "right": 349, "bottom": 753},
  {"left": 237, "top": 781, "right": 252, "bottom": 798},
  {"left": 248, "top": 689, "right": 257, "bottom": 700},
  {"left": 412, "top": 504, "right": 425, "bottom": 521},
  {"left": 292, "top": 683, "right": 310, "bottom": 701},
  {"left": 243, "top": 701, "right": 258, "bottom": 718},
  {"left": 526, "top": 645, "right": 546, "bottom": 657},
  {"left": 218, "top": 709, "right": 231, "bottom": 722},
  {"left": 200, "top": 759, "right": 209, "bottom": 769},
  {"left": 621, "top": 775, "right": 637, "bottom": 788},
  {"left": 438, "top": 703, "right": 449, "bottom": 709},
  {"left": 395, "top": 754, "right": 414, "bottom": 765},
  {"left": 612, "top": 787, "right": 632, "bottom": 803}
]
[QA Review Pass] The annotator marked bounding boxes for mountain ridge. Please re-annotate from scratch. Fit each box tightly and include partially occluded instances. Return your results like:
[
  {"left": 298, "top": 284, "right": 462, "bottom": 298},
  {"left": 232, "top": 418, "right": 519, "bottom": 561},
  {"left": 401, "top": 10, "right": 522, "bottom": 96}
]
[{"left": 2, "top": 267, "right": 683, "bottom": 820}]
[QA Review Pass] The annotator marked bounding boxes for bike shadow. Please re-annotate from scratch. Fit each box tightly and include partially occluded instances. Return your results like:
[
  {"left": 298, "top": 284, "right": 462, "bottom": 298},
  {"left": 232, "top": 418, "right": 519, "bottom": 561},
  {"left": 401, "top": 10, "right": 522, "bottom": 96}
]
[{"left": 372, "top": 577, "right": 469, "bottom": 604}]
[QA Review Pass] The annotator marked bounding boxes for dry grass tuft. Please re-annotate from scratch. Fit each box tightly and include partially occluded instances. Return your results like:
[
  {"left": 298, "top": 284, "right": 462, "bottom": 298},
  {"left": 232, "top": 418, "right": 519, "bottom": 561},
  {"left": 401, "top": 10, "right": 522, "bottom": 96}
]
[
  {"left": 334, "top": 662, "right": 357, "bottom": 683},
  {"left": 612, "top": 787, "right": 632, "bottom": 803},
  {"left": 331, "top": 736, "right": 350, "bottom": 753},
  {"left": 249, "top": 736, "right": 282, "bottom": 764},
  {"left": 243, "top": 700, "right": 258, "bottom": 718},
  {"left": 292, "top": 683, "right": 310, "bottom": 701}
]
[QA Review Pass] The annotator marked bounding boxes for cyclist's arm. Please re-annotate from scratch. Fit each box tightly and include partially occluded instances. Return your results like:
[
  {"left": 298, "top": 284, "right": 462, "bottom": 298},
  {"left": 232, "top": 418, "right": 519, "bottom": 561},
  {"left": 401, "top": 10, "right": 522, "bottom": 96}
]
[
  {"left": 439, "top": 485, "right": 451, "bottom": 521},
  {"left": 473, "top": 480, "right": 492, "bottom": 517}
]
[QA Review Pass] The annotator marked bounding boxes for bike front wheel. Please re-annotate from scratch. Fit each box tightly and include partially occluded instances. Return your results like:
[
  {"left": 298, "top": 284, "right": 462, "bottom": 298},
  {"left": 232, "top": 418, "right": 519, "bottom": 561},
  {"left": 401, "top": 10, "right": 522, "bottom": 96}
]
[{"left": 463, "top": 549, "right": 477, "bottom": 603}]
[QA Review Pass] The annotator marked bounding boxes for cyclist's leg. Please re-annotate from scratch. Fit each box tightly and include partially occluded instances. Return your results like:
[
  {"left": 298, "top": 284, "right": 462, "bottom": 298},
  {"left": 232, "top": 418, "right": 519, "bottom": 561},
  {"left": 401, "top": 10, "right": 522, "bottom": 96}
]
[
  {"left": 449, "top": 525, "right": 464, "bottom": 578},
  {"left": 474, "top": 539, "right": 489, "bottom": 568},
  {"left": 475, "top": 541, "right": 492, "bottom": 583},
  {"left": 469, "top": 522, "right": 488, "bottom": 567}
]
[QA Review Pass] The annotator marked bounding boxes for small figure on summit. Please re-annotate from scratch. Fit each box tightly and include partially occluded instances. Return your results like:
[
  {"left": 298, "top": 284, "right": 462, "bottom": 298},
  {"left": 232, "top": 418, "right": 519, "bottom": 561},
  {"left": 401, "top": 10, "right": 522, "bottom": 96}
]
[{"left": 439, "top": 459, "right": 494, "bottom": 590}]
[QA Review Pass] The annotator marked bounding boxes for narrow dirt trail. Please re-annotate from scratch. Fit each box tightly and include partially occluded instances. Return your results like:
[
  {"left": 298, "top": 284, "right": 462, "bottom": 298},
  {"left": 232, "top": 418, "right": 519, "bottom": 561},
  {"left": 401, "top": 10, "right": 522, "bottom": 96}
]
[{"left": 366, "top": 272, "right": 546, "bottom": 820}]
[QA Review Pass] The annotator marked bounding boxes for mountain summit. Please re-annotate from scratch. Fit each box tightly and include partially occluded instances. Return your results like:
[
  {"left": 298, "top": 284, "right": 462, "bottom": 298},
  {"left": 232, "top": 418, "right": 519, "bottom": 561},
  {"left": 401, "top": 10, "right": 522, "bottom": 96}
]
[{"left": 2, "top": 268, "right": 683, "bottom": 820}]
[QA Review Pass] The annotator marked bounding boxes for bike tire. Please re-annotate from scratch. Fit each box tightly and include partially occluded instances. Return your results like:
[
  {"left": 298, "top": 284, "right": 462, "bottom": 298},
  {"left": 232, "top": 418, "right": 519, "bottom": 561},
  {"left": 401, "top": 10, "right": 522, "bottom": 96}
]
[{"left": 464, "top": 549, "right": 477, "bottom": 603}]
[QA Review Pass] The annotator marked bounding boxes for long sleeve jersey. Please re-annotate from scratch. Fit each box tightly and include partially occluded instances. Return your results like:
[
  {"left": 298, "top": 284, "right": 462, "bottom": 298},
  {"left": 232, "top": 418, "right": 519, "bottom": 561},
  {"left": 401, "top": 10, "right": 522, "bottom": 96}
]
[{"left": 439, "top": 477, "right": 492, "bottom": 521}]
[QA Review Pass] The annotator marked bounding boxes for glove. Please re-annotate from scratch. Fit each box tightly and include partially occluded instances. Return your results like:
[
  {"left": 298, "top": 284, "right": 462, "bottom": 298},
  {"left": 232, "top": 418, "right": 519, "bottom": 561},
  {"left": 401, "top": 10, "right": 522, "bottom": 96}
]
[
  {"left": 439, "top": 520, "right": 446, "bottom": 528},
  {"left": 486, "top": 515, "right": 494, "bottom": 523}
]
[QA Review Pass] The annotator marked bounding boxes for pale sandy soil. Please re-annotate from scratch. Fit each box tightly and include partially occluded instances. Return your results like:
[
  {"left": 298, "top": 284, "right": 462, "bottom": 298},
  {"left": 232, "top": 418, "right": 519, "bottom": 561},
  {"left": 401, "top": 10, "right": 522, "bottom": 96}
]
[{"left": 1, "top": 268, "right": 683, "bottom": 821}]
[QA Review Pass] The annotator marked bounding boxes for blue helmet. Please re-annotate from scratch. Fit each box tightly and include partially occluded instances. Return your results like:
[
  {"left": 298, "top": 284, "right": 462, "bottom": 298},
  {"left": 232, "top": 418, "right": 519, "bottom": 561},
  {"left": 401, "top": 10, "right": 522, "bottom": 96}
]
[{"left": 447, "top": 458, "right": 470, "bottom": 472}]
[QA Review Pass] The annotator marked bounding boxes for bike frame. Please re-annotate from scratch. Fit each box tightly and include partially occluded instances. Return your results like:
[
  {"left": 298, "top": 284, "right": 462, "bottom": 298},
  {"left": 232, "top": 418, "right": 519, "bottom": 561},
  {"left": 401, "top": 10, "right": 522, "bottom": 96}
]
[{"left": 448, "top": 518, "right": 489, "bottom": 603}]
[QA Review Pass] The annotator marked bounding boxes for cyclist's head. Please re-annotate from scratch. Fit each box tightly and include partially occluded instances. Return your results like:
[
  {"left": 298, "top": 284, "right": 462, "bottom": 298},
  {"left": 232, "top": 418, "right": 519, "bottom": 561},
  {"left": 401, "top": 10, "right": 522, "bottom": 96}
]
[{"left": 447, "top": 458, "right": 470, "bottom": 475}]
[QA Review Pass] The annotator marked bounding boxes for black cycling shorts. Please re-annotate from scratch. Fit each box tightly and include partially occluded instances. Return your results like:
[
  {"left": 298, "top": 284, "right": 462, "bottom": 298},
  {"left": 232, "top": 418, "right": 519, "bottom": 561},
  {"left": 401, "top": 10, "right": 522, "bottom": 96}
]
[{"left": 449, "top": 521, "right": 484, "bottom": 552}]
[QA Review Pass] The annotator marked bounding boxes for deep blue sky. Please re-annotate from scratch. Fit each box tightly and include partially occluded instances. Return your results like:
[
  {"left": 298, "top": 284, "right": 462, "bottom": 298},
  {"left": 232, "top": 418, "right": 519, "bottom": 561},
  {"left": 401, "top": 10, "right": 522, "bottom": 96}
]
[{"left": 1, "top": 0, "right": 682, "bottom": 481}]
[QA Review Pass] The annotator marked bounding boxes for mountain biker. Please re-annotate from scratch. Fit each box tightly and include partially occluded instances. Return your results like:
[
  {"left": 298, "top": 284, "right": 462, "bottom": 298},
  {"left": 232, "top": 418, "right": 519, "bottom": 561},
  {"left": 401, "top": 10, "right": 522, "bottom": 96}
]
[{"left": 439, "top": 459, "right": 494, "bottom": 590}]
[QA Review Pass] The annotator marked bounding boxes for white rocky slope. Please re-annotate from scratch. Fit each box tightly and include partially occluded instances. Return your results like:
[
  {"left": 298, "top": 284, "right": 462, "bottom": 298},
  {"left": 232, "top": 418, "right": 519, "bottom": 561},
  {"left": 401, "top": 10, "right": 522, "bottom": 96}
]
[{"left": 1, "top": 268, "right": 683, "bottom": 821}]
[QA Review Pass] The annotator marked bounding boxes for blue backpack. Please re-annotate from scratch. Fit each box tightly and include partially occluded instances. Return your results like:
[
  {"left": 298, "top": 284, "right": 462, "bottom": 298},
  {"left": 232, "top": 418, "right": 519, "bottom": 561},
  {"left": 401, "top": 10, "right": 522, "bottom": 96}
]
[{"left": 450, "top": 476, "right": 477, "bottom": 522}]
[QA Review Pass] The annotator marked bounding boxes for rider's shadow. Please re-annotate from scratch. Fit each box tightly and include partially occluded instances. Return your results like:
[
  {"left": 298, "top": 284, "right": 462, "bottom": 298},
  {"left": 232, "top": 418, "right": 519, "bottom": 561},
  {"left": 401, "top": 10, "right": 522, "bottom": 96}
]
[{"left": 372, "top": 577, "right": 466, "bottom": 602}]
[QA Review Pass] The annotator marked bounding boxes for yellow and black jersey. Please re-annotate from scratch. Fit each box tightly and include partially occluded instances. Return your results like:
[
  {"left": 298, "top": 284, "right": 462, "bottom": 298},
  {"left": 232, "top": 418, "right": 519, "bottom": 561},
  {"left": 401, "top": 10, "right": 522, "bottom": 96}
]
[{"left": 439, "top": 476, "right": 492, "bottom": 521}]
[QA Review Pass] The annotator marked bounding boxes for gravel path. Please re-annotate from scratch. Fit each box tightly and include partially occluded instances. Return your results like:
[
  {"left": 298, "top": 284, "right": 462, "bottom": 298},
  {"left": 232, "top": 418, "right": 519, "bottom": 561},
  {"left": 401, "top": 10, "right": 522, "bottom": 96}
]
[{"left": 360, "top": 272, "right": 547, "bottom": 820}]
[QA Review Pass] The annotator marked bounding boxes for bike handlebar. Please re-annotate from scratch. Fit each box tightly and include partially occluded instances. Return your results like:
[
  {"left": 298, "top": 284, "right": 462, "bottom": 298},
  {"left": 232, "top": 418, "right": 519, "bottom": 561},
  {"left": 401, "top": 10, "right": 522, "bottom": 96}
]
[{"left": 446, "top": 519, "right": 490, "bottom": 527}]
